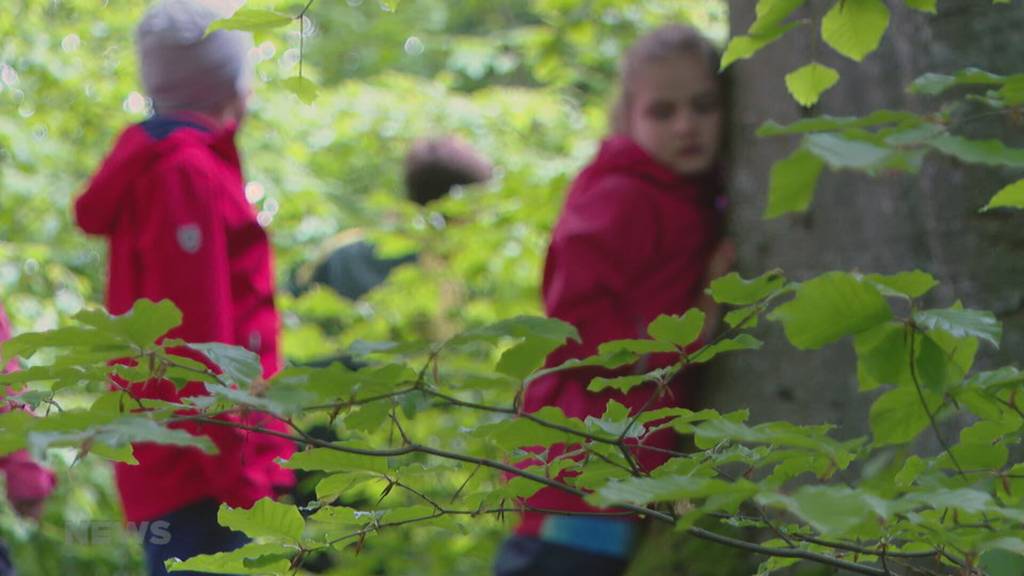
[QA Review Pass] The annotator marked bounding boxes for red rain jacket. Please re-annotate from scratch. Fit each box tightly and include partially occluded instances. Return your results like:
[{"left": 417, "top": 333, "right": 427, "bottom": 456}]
[
  {"left": 518, "top": 136, "right": 723, "bottom": 535},
  {"left": 76, "top": 114, "right": 294, "bottom": 523}
]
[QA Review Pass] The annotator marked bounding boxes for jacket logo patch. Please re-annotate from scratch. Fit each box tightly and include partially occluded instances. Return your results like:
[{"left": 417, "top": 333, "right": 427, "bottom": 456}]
[{"left": 176, "top": 224, "right": 202, "bottom": 254}]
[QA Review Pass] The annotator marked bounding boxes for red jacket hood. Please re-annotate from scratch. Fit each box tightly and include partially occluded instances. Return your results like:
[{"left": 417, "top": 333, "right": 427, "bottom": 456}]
[
  {"left": 580, "top": 135, "right": 721, "bottom": 205},
  {"left": 76, "top": 114, "right": 239, "bottom": 236}
]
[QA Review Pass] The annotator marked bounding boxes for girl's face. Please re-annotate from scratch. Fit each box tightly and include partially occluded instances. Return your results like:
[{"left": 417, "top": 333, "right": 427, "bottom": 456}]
[{"left": 628, "top": 53, "right": 723, "bottom": 176}]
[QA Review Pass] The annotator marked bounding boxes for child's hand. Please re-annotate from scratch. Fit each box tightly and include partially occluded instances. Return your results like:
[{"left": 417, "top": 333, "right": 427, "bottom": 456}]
[
  {"left": 697, "top": 239, "right": 736, "bottom": 341},
  {"left": 706, "top": 238, "right": 736, "bottom": 282}
]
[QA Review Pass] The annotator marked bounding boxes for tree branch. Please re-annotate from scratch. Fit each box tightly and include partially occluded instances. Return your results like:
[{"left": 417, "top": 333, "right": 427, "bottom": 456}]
[{"left": 177, "top": 415, "right": 891, "bottom": 576}]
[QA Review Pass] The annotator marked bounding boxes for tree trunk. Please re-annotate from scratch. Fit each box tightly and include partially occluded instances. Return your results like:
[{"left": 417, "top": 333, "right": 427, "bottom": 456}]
[{"left": 704, "top": 0, "right": 1024, "bottom": 438}]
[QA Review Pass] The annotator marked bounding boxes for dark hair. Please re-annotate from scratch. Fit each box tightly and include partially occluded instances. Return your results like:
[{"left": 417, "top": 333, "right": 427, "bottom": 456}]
[
  {"left": 403, "top": 136, "right": 493, "bottom": 206},
  {"left": 611, "top": 24, "right": 725, "bottom": 136}
]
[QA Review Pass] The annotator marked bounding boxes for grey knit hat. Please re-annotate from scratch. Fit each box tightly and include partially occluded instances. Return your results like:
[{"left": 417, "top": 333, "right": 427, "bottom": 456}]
[{"left": 136, "top": 0, "right": 253, "bottom": 114}]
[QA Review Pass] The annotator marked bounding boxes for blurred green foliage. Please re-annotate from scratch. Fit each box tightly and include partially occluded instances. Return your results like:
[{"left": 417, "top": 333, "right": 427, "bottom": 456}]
[{"left": 0, "top": 1, "right": 725, "bottom": 573}]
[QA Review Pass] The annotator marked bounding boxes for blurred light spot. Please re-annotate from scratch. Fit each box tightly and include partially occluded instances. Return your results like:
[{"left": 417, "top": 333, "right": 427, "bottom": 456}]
[
  {"left": 378, "top": 0, "right": 396, "bottom": 12},
  {"left": 1, "top": 65, "right": 19, "bottom": 87},
  {"left": 259, "top": 41, "right": 277, "bottom": 60},
  {"left": 123, "top": 91, "right": 147, "bottom": 115},
  {"left": 55, "top": 288, "right": 83, "bottom": 315},
  {"left": 281, "top": 48, "right": 300, "bottom": 69},
  {"left": 18, "top": 103, "right": 35, "bottom": 118},
  {"left": 92, "top": 22, "right": 110, "bottom": 38},
  {"left": 300, "top": 16, "right": 317, "bottom": 37},
  {"left": 404, "top": 36, "right": 425, "bottom": 56},
  {"left": 23, "top": 259, "right": 39, "bottom": 275},
  {"left": 257, "top": 211, "right": 274, "bottom": 227},
  {"left": 347, "top": 0, "right": 364, "bottom": 6},
  {"left": 263, "top": 197, "right": 280, "bottom": 215},
  {"left": 245, "top": 181, "right": 266, "bottom": 203},
  {"left": 502, "top": 241, "right": 523, "bottom": 258},
  {"left": 61, "top": 33, "right": 81, "bottom": 52}
]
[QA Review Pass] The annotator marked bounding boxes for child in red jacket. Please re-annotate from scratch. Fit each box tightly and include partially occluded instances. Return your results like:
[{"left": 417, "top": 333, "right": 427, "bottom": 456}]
[
  {"left": 74, "top": 1, "right": 294, "bottom": 573},
  {"left": 0, "top": 303, "right": 57, "bottom": 576},
  {"left": 495, "top": 24, "right": 734, "bottom": 576}
]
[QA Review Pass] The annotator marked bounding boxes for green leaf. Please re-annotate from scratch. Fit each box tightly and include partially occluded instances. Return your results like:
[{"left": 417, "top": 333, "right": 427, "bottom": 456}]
[
  {"left": 587, "top": 474, "right": 756, "bottom": 507},
  {"left": 588, "top": 374, "right": 651, "bottom": 393},
  {"left": 983, "top": 179, "right": 1024, "bottom": 211},
  {"left": 647, "top": 309, "right": 704, "bottom": 348},
  {"left": 749, "top": 0, "right": 808, "bottom": 35},
  {"left": 999, "top": 75, "right": 1024, "bottom": 105},
  {"left": 456, "top": 316, "right": 578, "bottom": 345},
  {"left": 598, "top": 339, "right": 678, "bottom": 356},
  {"left": 166, "top": 543, "right": 293, "bottom": 574},
  {"left": 863, "top": 270, "right": 938, "bottom": 298},
  {"left": 497, "top": 337, "right": 562, "bottom": 380},
  {"left": 904, "top": 0, "right": 937, "bottom": 13},
  {"left": 915, "top": 333, "right": 964, "bottom": 393},
  {"left": 785, "top": 62, "right": 840, "bottom": 107},
  {"left": 894, "top": 455, "right": 926, "bottom": 487},
  {"left": 724, "top": 306, "right": 760, "bottom": 329},
  {"left": 691, "top": 334, "right": 764, "bottom": 363},
  {"left": 27, "top": 416, "right": 216, "bottom": 459},
  {"left": 764, "top": 147, "right": 826, "bottom": 218},
  {"left": 721, "top": 0, "right": 806, "bottom": 69},
  {"left": 821, "top": 0, "right": 891, "bottom": 62},
  {"left": 455, "top": 316, "right": 579, "bottom": 379},
  {"left": 907, "top": 488, "right": 993, "bottom": 514},
  {"left": 0, "top": 328, "right": 112, "bottom": 362},
  {"left": 281, "top": 76, "right": 320, "bottom": 105},
  {"left": 758, "top": 486, "right": 892, "bottom": 536},
  {"left": 770, "top": 272, "right": 892, "bottom": 350},
  {"left": 805, "top": 133, "right": 891, "bottom": 170},
  {"left": 927, "top": 135, "right": 1024, "bottom": 168},
  {"left": 476, "top": 407, "right": 585, "bottom": 449},
  {"left": 284, "top": 447, "right": 389, "bottom": 474},
  {"left": 187, "top": 342, "right": 262, "bottom": 387},
  {"left": 218, "top": 499, "right": 305, "bottom": 543},
  {"left": 946, "top": 421, "right": 1015, "bottom": 470},
  {"left": 966, "top": 367, "right": 1024, "bottom": 393},
  {"left": 586, "top": 400, "right": 644, "bottom": 439},
  {"left": 205, "top": 384, "right": 284, "bottom": 414},
  {"left": 909, "top": 68, "right": 1005, "bottom": 96},
  {"left": 869, "top": 386, "right": 940, "bottom": 446},
  {"left": 721, "top": 22, "right": 801, "bottom": 69},
  {"left": 854, "top": 322, "right": 912, "bottom": 391},
  {"left": 913, "top": 307, "right": 1001, "bottom": 348},
  {"left": 308, "top": 505, "right": 364, "bottom": 527},
  {"left": 381, "top": 504, "right": 436, "bottom": 524},
  {"left": 981, "top": 546, "right": 1024, "bottom": 576},
  {"left": 75, "top": 299, "right": 183, "bottom": 348},
  {"left": 757, "top": 110, "right": 922, "bottom": 137},
  {"left": 314, "top": 472, "right": 385, "bottom": 502},
  {"left": 708, "top": 270, "right": 786, "bottom": 306},
  {"left": 344, "top": 401, "right": 393, "bottom": 433},
  {"left": 208, "top": 9, "right": 293, "bottom": 33}
]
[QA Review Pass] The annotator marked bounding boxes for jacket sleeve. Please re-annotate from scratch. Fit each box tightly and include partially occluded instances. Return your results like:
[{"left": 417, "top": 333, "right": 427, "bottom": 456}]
[
  {"left": 135, "top": 156, "right": 235, "bottom": 346},
  {"left": 543, "top": 177, "right": 659, "bottom": 361}
]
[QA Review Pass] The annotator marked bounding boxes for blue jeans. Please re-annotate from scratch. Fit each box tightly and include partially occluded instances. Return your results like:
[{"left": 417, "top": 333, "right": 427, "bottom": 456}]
[
  {"left": 0, "top": 541, "right": 14, "bottom": 576},
  {"left": 143, "top": 499, "right": 249, "bottom": 576},
  {"left": 494, "top": 536, "right": 630, "bottom": 576}
]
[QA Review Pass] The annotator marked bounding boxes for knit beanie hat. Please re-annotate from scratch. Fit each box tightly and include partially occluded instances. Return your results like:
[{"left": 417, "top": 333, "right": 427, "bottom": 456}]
[{"left": 136, "top": 0, "right": 253, "bottom": 114}]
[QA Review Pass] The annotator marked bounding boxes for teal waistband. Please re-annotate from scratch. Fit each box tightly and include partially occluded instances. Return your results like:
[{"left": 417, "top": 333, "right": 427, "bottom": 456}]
[{"left": 539, "top": 515, "right": 639, "bottom": 558}]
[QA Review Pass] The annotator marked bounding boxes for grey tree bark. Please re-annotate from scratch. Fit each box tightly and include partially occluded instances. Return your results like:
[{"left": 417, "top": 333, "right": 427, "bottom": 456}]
[{"left": 704, "top": 0, "right": 1024, "bottom": 439}]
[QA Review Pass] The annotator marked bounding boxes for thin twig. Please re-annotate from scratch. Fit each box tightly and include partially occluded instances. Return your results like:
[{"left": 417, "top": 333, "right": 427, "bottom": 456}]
[
  {"left": 907, "top": 324, "right": 966, "bottom": 480},
  {"left": 178, "top": 415, "right": 890, "bottom": 576}
]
